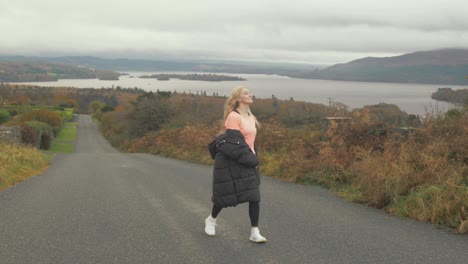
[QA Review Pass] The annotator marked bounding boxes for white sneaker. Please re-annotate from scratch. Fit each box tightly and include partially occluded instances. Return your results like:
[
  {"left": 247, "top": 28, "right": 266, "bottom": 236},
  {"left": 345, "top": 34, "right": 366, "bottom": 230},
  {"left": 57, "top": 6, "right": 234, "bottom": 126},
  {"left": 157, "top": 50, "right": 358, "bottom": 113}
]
[
  {"left": 249, "top": 227, "right": 267, "bottom": 243},
  {"left": 205, "top": 216, "right": 217, "bottom": 236}
]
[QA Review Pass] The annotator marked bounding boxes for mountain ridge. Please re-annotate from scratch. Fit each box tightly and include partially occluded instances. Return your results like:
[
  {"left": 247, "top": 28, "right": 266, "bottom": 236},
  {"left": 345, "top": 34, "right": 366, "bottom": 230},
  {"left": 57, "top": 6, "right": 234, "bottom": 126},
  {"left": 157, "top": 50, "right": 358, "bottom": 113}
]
[
  {"left": 297, "top": 48, "right": 468, "bottom": 85},
  {"left": 1, "top": 49, "right": 468, "bottom": 84}
]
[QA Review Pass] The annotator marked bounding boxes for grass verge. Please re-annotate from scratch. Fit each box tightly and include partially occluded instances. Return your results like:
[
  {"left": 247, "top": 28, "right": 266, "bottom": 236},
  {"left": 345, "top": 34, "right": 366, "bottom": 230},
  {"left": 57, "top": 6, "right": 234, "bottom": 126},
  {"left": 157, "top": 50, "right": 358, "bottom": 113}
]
[
  {"left": 46, "top": 121, "right": 77, "bottom": 153},
  {"left": 55, "top": 122, "right": 77, "bottom": 141},
  {"left": 0, "top": 141, "right": 49, "bottom": 191},
  {"left": 48, "top": 142, "right": 74, "bottom": 153}
]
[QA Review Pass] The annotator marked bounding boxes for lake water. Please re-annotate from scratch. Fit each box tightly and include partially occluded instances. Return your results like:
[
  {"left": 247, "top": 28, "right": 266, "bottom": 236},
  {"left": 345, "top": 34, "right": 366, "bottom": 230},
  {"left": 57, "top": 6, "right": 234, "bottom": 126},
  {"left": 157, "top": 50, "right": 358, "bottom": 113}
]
[{"left": 14, "top": 71, "right": 466, "bottom": 115}]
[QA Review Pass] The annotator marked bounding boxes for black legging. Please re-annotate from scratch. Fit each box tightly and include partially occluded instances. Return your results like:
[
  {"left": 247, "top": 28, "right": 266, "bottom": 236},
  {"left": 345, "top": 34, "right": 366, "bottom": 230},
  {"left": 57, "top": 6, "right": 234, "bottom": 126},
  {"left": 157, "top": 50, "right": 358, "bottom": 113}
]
[{"left": 211, "top": 202, "right": 260, "bottom": 227}]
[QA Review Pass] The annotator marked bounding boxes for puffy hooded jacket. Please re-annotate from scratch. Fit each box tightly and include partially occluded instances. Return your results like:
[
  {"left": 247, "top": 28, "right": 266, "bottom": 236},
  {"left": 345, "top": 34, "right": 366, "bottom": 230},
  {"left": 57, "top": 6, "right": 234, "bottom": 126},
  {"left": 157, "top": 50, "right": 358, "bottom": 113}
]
[{"left": 208, "top": 129, "right": 260, "bottom": 208}]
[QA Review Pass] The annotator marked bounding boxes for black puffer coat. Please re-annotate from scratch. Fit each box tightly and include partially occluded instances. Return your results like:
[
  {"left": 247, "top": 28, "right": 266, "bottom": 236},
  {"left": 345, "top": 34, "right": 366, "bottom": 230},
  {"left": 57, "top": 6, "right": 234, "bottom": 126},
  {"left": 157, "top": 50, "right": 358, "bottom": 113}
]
[{"left": 208, "top": 129, "right": 260, "bottom": 208}]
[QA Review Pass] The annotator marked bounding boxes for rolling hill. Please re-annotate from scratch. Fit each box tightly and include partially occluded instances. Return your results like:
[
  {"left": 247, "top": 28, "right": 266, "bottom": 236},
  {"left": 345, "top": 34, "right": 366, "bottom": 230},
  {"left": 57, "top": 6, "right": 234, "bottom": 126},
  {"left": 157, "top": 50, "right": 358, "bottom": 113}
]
[
  {"left": 1, "top": 49, "right": 468, "bottom": 85},
  {"left": 0, "top": 61, "right": 122, "bottom": 82},
  {"left": 291, "top": 49, "right": 468, "bottom": 85}
]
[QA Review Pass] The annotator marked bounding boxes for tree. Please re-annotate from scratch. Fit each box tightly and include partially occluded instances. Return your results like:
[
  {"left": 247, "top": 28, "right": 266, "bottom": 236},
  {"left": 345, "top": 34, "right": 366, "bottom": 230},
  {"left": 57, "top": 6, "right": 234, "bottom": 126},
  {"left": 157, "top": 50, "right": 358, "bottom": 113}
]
[
  {"left": 127, "top": 92, "right": 175, "bottom": 137},
  {"left": 10, "top": 95, "right": 31, "bottom": 105},
  {"left": 88, "top": 100, "right": 105, "bottom": 114},
  {"left": 64, "top": 99, "right": 80, "bottom": 111},
  {"left": 0, "top": 84, "right": 12, "bottom": 103}
]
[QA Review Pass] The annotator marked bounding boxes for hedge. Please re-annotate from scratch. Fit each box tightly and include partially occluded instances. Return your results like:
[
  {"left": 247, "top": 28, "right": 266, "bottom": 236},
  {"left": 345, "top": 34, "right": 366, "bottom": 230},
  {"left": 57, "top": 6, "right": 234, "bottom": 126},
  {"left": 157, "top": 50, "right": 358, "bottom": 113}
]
[
  {"left": 20, "top": 121, "right": 53, "bottom": 150},
  {"left": 19, "top": 109, "right": 63, "bottom": 136}
]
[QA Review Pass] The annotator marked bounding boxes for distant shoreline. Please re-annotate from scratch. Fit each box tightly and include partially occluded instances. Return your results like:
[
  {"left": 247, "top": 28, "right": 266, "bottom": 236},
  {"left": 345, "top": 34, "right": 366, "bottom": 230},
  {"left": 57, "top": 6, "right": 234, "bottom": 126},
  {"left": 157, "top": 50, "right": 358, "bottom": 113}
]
[
  {"left": 139, "top": 73, "right": 246, "bottom": 82},
  {"left": 431, "top": 87, "right": 468, "bottom": 105},
  {"left": 6, "top": 72, "right": 462, "bottom": 116}
]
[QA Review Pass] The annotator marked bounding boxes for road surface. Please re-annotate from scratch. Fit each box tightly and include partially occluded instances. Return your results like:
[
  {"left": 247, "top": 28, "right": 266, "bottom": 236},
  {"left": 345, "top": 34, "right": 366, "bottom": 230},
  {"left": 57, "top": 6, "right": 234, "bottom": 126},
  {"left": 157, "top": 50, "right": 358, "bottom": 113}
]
[{"left": 1, "top": 115, "right": 467, "bottom": 263}]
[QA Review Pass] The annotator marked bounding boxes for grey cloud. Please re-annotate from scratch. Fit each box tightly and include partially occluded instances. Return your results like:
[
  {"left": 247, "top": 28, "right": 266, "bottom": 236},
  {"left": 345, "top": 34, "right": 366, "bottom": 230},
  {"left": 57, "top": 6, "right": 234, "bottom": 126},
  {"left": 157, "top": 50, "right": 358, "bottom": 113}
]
[{"left": 1, "top": 0, "right": 468, "bottom": 64}]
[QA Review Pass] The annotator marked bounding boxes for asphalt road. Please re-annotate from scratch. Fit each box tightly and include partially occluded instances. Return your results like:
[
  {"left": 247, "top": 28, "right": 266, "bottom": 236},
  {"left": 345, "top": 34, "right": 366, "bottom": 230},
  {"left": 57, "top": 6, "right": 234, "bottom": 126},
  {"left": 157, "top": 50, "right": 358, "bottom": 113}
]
[{"left": 0, "top": 114, "right": 467, "bottom": 264}]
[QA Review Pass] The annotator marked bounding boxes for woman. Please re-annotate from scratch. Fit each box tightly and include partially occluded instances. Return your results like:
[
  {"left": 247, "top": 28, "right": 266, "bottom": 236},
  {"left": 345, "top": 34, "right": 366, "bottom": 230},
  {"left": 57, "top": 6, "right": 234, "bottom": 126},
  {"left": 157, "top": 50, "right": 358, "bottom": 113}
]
[{"left": 205, "top": 86, "right": 267, "bottom": 243}]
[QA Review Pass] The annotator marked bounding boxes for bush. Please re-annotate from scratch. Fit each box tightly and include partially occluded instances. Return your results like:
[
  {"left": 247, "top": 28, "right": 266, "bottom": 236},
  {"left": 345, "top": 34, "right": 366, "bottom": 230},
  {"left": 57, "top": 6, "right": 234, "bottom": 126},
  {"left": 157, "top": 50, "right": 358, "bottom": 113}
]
[
  {"left": 20, "top": 123, "right": 38, "bottom": 147},
  {"left": 127, "top": 93, "right": 176, "bottom": 137},
  {"left": 63, "top": 108, "right": 75, "bottom": 121},
  {"left": 20, "top": 121, "right": 53, "bottom": 150},
  {"left": 101, "top": 105, "right": 115, "bottom": 112},
  {"left": 19, "top": 109, "right": 63, "bottom": 135},
  {"left": 40, "top": 130, "right": 52, "bottom": 150},
  {"left": 0, "top": 110, "right": 10, "bottom": 124}
]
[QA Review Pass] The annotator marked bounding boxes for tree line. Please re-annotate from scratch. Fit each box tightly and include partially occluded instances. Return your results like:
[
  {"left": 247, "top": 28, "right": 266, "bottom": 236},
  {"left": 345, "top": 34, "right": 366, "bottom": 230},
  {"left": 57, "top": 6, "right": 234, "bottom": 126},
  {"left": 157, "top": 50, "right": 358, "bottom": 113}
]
[{"left": 0, "top": 61, "right": 121, "bottom": 82}]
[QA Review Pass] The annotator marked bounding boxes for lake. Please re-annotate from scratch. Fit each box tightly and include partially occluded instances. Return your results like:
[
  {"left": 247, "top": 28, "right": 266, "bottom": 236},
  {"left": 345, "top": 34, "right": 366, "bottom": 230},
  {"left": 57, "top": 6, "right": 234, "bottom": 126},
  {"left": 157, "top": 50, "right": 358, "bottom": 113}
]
[{"left": 14, "top": 71, "right": 466, "bottom": 115}]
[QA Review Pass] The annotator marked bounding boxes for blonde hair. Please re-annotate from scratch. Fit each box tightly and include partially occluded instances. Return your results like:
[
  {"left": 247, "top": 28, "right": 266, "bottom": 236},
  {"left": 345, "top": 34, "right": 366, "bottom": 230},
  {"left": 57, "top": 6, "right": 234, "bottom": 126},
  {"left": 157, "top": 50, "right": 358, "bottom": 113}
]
[{"left": 223, "top": 85, "right": 261, "bottom": 128}]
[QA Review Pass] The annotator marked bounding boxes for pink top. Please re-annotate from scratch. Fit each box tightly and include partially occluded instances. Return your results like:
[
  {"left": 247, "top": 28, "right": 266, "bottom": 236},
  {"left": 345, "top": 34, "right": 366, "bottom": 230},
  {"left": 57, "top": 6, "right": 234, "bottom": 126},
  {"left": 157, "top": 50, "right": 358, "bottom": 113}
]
[{"left": 225, "top": 111, "right": 257, "bottom": 154}]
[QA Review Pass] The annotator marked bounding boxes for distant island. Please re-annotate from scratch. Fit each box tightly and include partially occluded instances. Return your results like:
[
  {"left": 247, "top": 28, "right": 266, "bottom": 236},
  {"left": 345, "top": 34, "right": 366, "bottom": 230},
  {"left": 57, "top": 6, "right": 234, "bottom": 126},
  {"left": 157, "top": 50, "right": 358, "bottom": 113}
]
[
  {"left": 139, "top": 73, "right": 246, "bottom": 82},
  {"left": 432, "top": 87, "right": 468, "bottom": 105}
]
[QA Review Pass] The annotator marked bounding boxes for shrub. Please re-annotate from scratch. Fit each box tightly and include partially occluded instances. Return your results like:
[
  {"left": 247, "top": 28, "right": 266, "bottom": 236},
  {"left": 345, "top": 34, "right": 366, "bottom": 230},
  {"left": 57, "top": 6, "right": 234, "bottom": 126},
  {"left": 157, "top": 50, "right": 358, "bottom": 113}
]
[
  {"left": 127, "top": 93, "right": 176, "bottom": 137},
  {"left": 93, "top": 108, "right": 102, "bottom": 121},
  {"left": 40, "top": 130, "right": 52, "bottom": 150},
  {"left": 19, "top": 109, "right": 63, "bottom": 135},
  {"left": 101, "top": 105, "right": 115, "bottom": 112},
  {"left": 20, "top": 123, "right": 38, "bottom": 147},
  {"left": 88, "top": 100, "right": 105, "bottom": 113},
  {"left": 63, "top": 108, "right": 75, "bottom": 121},
  {"left": 20, "top": 121, "right": 53, "bottom": 150},
  {"left": 121, "top": 123, "right": 220, "bottom": 165},
  {"left": 0, "top": 110, "right": 10, "bottom": 124}
]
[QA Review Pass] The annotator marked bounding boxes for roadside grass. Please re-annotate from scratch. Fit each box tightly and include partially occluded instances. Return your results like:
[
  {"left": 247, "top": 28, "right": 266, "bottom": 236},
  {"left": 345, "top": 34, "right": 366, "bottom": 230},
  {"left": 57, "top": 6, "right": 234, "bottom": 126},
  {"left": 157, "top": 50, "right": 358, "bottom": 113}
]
[
  {"left": 0, "top": 141, "right": 49, "bottom": 191},
  {"left": 387, "top": 181, "right": 468, "bottom": 234},
  {"left": 46, "top": 121, "right": 77, "bottom": 154},
  {"left": 64, "top": 108, "right": 74, "bottom": 121},
  {"left": 55, "top": 122, "right": 77, "bottom": 141},
  {"left": 0, "top": 119, "right": 77, "bottom": 191},
  {"left": 48, "top": 142, "right": 74, "bottom": 153},
  {"left": 298, "top": 170, "right": 365, "bottom": 203}
]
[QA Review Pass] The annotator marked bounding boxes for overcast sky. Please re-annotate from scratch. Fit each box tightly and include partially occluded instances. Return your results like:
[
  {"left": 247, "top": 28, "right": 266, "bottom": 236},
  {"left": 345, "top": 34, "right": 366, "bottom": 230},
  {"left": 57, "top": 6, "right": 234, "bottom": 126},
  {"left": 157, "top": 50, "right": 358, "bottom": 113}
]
[{"left": 1, "top": 0, "right": 468, "bottom": 64}]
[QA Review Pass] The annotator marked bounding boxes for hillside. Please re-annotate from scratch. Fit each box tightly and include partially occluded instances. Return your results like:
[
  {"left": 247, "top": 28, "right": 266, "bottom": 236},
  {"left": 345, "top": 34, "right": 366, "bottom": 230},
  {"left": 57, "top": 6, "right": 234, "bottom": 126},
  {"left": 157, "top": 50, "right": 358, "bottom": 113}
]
[
  {"left": 0, "top": 61, "right": 122, "bottom": 82},
  {"left": 292, "top": 49, "right": 468, "bottom": 85},
  {"left": 0, "top": 55, "right": 325, "bottom": 76},
  {"left": 2, "top": 50, "right": 468, "bottom": 84}
]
